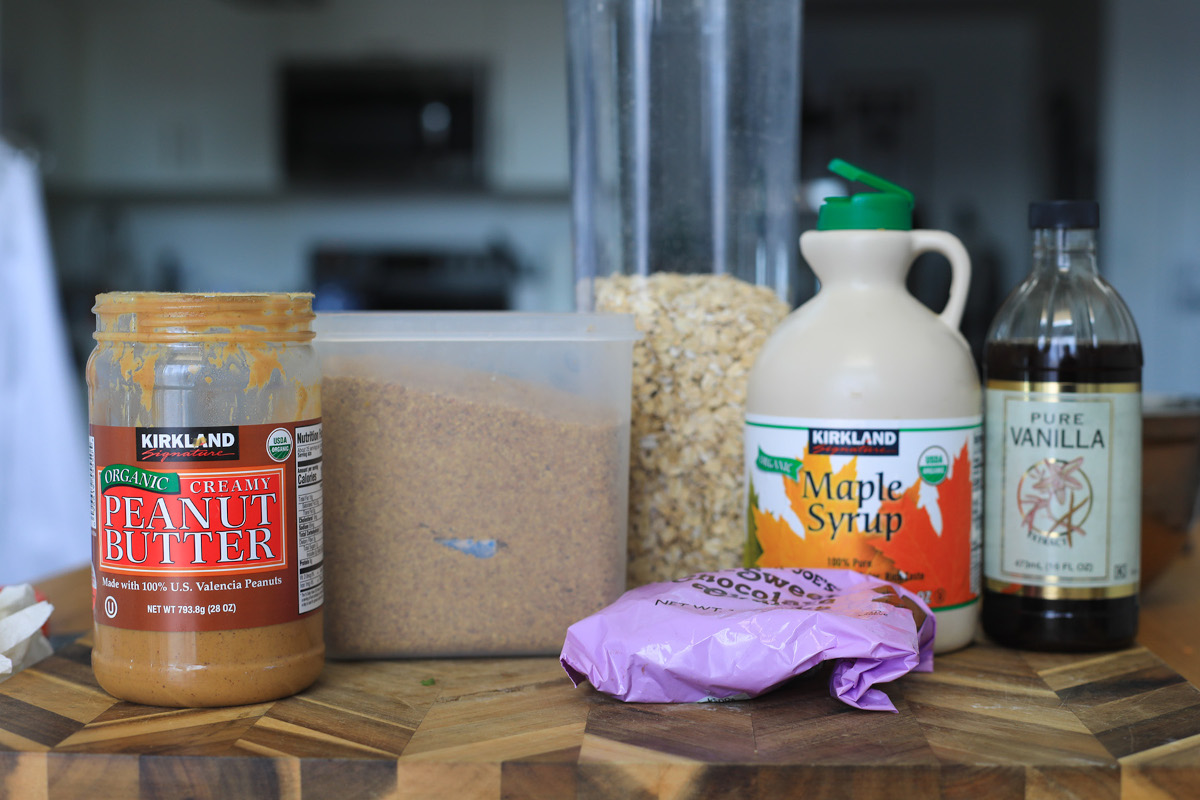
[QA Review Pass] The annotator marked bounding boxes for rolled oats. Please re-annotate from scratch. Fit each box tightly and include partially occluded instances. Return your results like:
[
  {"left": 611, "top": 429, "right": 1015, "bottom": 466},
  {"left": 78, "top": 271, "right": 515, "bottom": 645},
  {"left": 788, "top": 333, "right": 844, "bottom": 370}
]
[{"left": 594, "top": 273, "right": 791, "bottom": 585}]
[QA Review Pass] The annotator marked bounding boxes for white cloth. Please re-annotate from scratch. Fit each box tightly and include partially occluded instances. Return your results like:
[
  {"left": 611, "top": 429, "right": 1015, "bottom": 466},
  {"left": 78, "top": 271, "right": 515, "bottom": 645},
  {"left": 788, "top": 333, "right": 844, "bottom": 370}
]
[
  {"left": 0, "top": 143, "right": 92, "bottom": 583},
  {"left": 0, "top": 584, "right": 54, "bottom": 679}
]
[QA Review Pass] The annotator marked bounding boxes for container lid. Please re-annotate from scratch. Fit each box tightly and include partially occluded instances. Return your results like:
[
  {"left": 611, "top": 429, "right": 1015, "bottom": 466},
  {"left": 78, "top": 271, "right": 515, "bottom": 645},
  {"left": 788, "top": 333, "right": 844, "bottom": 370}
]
[
  {"left": 816, "top": 159, "right": 915, "bottom": 231},
  {"left": 314, "top": 311, "right": 641, "bottom": 343},
  {"left": 93, "top": 292, "right": 315, "bottom": 343},
  {"left": 1029, "top": 200, "right": 1099, "bottom": 230}
]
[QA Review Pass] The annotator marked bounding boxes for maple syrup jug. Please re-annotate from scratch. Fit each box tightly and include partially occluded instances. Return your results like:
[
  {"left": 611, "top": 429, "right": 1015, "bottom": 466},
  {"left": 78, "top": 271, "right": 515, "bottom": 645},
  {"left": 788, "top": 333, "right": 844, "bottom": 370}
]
[{"left": 743, "top": 160, "right": 983, "bottom": 653}]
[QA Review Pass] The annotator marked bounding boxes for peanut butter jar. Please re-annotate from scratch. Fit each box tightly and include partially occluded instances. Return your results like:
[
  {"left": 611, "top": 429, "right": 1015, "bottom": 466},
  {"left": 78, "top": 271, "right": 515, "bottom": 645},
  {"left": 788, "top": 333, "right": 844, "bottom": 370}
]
[{"left": 86, "top": 292, "right": 324, "bottom": 706}]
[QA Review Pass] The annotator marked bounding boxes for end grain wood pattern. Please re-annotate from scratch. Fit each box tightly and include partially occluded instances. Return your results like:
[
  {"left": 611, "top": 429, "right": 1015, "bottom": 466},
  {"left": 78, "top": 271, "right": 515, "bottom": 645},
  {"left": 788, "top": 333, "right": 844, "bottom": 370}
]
[{"left": 2, "top": 638, "right": 1200, "bottom": 799}]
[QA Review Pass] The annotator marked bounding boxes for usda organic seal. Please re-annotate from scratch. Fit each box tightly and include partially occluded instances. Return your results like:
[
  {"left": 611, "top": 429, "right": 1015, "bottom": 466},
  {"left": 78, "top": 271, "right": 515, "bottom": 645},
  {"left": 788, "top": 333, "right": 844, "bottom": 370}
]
[
  {"left": 917, "top": 445, "right": 950, "bottom": 485},
  {"left": 266, "top": 428, "right": 294, "bottom": 462}
]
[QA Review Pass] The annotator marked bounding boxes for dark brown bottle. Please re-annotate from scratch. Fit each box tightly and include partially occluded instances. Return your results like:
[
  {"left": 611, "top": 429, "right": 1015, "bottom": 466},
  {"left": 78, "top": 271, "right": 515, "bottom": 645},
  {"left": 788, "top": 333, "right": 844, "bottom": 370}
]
[{"left": 982, "top": 202, "right": 1142, "bottom": 651}]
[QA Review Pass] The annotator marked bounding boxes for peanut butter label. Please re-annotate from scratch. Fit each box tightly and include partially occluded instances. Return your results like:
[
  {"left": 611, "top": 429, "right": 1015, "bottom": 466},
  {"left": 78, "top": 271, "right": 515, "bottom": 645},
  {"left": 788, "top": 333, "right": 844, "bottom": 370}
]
[{"left": 90, "top": 421, "right": 324, "bottom": 631}]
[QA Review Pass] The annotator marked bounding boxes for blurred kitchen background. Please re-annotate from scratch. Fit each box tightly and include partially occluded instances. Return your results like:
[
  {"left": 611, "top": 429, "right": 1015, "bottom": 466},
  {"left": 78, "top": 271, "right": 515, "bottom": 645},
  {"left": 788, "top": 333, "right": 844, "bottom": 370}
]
[{"left": 1, "top": 0, "right": 1198, "bottom": 394}]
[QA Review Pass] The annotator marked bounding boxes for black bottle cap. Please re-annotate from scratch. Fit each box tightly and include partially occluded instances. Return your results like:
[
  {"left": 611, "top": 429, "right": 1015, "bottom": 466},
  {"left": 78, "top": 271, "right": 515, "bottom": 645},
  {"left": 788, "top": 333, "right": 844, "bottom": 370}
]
[{"left": 1029, "top": 200, "right": 1100, "bottom": 229}]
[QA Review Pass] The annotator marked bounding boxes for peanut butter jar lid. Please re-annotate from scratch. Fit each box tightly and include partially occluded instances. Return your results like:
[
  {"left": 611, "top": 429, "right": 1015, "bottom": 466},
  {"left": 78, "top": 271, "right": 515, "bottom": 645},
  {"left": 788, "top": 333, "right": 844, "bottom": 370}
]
[{"left": 93, "top": 291, "right": 315, "bottom": 343}]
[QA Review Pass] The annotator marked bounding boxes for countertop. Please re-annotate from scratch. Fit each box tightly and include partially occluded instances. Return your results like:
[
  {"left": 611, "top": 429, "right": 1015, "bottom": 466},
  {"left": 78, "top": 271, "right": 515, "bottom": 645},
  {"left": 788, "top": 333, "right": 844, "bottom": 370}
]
[{"left": 3, "top": 556, "right": 1200, "bottom": 799}]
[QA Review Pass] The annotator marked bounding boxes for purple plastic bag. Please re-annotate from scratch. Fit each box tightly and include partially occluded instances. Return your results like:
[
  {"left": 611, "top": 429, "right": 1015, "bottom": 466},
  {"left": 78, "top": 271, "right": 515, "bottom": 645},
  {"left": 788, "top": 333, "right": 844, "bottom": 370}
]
[{"left": 560, "top": 567, "right": 935, "bottom": 712}]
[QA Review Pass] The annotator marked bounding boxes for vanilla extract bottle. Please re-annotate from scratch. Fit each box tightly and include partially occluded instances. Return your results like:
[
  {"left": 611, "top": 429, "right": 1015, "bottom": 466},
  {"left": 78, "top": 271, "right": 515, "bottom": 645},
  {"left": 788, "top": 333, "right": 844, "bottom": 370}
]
[{"left": 982, "top": 201, "right": 1142, "bottom": 651}]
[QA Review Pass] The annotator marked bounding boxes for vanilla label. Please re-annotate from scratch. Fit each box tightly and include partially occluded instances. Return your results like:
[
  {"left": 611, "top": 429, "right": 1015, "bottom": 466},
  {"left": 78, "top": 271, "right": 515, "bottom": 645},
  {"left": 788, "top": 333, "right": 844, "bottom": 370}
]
[{"left": 984, "top": 386, "right": 1141, "bottom": 595}]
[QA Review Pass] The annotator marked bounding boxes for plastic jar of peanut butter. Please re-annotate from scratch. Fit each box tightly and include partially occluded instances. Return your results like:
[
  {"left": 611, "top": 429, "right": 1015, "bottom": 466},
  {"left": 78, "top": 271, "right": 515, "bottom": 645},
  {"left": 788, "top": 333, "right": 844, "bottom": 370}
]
[{"left": 87, "top": 292, "right": 324, "bottom": 707}]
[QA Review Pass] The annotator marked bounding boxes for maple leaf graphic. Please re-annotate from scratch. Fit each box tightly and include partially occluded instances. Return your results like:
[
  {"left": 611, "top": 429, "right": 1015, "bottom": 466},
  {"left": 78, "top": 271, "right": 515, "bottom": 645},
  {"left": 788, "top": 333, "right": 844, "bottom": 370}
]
[
  {"left": 873, "top": 442, "right": 975, "bottom": 609},
  {"left": 751, "top": 448, "right": 877, "bottom": 570},
  {"left": 1031, "top": 457, "right": 1084, "bottom": 505}
]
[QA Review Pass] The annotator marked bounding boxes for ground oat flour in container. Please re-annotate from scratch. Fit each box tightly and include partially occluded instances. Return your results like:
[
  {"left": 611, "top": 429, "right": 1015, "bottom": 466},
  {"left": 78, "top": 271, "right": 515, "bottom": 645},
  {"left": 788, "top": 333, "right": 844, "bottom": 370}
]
[{"left": 315, "top": 312, "right": 636, "bottom": 658}]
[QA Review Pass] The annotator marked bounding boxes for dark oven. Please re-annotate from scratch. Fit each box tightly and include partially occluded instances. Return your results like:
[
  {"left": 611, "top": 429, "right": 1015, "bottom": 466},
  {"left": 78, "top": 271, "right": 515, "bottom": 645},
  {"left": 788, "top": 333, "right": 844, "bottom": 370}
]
[{"left": 310, "top": 243, "right": 521, "bottom": 311}]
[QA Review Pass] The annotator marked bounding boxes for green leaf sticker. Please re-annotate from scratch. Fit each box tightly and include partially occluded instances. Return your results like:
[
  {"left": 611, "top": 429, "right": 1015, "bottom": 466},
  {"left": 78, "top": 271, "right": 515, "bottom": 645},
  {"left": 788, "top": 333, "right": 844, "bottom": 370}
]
[
  {"left": 755, "top": 447, "right": 802, "bottom": 481},
  {"left": 100, "top": 464, "right": 180, "bottom": 495}
]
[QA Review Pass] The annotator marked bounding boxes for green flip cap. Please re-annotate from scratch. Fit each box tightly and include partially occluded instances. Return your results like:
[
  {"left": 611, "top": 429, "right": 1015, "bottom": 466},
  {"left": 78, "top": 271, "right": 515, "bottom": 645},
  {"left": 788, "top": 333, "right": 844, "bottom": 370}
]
[{"left": 817, "top": 158, "right": 915, "bottom": 231}]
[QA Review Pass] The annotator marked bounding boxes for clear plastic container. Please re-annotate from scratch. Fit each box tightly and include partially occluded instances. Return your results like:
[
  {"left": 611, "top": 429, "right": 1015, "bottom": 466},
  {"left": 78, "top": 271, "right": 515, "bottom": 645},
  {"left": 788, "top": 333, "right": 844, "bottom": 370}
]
[
  {"left": 567, "top": 0, "right": 803, "bottom": 304},
  {"left": 566, "top": 0, "right": 804, "bottom": 585},
  {"left": 87, "top": 292, "right": 324, "bottom": 707},
  {"left": 313, "top": 312, "right": 637, "bottom": 658}
]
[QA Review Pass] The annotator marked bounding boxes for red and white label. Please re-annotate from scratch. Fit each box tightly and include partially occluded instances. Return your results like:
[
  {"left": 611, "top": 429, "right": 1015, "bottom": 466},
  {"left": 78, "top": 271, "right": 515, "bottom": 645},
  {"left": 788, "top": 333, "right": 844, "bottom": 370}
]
[
  {"left": 100, "top": 468, "right": 288, "bottom": 575},
  {"left": 90, "top": 421, "right": 323, "bottom": 632}
]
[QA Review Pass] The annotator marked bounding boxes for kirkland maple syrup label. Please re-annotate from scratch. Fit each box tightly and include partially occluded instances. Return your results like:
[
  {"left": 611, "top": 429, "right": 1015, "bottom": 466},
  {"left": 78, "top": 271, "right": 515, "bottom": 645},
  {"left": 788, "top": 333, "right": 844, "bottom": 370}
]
[
  {"left": 744, "top": 415, "right": 982, "bottom": 611},
  {"left": 984, "top": 383, "right": 1141, "bottom": 598},
  {"left": 90, "top": 420, "right": 324, "bottom": 631}
]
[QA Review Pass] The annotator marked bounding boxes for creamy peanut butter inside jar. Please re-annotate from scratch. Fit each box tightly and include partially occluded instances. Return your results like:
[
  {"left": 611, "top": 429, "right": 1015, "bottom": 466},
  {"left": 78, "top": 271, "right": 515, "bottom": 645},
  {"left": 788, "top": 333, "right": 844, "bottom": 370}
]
[{"left": 87, "top": 292, "right": 324, "bottom": 706}]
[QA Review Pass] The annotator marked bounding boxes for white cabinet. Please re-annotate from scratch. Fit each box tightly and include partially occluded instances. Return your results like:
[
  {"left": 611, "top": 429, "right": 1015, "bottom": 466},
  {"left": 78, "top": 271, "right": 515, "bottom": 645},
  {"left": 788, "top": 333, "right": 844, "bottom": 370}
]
[
  {"left": 3, "top": 0, "right": 568, "bottom": 194},
  {"left": 76, "top": 1, "right": 278, "bottom": 191},
  {"left": 486, "top": 0, "right": 570, "bottom": 191}
]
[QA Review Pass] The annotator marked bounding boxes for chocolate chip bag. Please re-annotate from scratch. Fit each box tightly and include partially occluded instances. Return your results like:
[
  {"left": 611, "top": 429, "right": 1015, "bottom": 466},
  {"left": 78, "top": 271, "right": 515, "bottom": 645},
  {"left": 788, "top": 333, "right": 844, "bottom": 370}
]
[{"left": 560, "top": 568, "right": 934, "bottom": 712}]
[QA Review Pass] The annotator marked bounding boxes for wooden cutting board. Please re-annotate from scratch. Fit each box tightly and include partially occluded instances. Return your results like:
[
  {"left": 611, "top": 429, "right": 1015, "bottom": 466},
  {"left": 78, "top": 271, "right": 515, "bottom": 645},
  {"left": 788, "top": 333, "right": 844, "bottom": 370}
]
[{"left": 1, "top": 636, "right": 1199, "bottom": 799}]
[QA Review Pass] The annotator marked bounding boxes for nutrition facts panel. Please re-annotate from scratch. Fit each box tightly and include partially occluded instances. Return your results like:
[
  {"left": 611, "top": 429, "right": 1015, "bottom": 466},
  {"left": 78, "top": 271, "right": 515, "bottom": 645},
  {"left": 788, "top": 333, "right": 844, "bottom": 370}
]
[{"left": 295, "top": 422, "right": 324, "bottom": 614}]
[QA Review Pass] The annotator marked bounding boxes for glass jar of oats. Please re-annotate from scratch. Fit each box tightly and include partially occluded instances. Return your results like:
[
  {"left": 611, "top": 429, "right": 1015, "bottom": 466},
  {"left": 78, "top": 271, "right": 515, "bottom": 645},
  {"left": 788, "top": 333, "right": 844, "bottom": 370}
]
[
  {"left": 87, "top": 292, "right": 324, "bottom": 707},
  {"left": 567, "top": 1, "right": 801, "bottom": 584}
]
